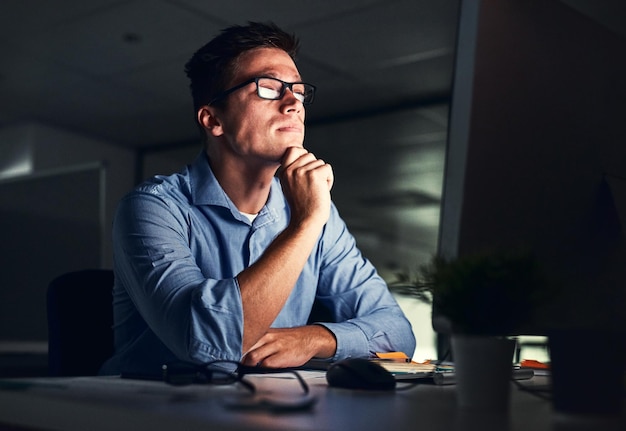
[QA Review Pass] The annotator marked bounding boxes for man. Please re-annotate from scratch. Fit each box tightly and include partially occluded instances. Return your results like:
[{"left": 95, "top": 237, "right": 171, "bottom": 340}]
[{"left": 100, "top": 22, "right": 414, "bottom": 375}]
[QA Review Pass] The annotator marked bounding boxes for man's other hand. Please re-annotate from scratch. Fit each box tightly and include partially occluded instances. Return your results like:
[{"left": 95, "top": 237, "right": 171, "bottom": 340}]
[{"left": 241, "top": 325, "right": 337, "bottom": 368}]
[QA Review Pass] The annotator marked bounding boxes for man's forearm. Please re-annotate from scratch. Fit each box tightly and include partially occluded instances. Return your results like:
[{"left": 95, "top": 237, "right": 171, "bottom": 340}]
[{"left": 237, "top": 220, "right": 324, "bottom": 353}]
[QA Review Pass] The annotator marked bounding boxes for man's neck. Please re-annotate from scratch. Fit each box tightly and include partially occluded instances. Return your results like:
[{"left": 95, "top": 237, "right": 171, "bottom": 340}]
[{"left": 207, "top": 152, "right": 277, "bottom": 214}]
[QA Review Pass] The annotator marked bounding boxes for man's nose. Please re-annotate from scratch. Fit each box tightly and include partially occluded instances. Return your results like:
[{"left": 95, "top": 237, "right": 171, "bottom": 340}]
[{"left": 281, "top": 89, "right": 302, "bottom": 112}]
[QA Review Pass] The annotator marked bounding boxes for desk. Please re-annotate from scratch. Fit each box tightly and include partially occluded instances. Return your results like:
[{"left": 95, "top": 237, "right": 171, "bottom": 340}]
[{"left": 0, "top": 373, "right": 624, "bottom": 431}]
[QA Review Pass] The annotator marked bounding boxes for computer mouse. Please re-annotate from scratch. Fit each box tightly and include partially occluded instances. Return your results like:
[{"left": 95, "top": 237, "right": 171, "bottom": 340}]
[{"left": 326, "top": 358, "right": 396, "bottom": 391}]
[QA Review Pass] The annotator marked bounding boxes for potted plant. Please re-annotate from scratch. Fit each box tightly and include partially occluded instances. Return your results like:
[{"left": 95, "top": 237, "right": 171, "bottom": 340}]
[
  {"left": 421, "top": 250, "right": 549, "bottom": 335},
  {"left": 392, "top": 249, "right": 553, "bottom": 410}
]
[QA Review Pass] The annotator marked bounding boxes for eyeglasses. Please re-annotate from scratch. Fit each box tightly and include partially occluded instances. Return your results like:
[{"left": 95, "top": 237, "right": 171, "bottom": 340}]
[
  {"left": 208, "top": 76, "right": 316, "bottom": 106},
  {"left": 162, "top": 359, "right": 310, "bottom": 395},
  {"left": 162, "top": 360, "right": 315, "bottom": 412}
]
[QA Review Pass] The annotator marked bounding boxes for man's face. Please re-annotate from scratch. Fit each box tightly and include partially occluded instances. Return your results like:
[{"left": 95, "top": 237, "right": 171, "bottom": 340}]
[{"left": 212, "top": 47, "right": 306, "bottom": 165}]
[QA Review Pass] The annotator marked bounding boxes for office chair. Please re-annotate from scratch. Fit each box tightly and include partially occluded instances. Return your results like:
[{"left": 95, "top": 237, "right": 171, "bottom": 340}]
[{"left": 47, "top": 269, "right": 114, "bottom": 376}]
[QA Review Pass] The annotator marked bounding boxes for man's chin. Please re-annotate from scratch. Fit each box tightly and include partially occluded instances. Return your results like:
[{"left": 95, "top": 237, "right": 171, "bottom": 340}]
[{"left": 276, "top": 132, "right": 304, "bottom": 147}]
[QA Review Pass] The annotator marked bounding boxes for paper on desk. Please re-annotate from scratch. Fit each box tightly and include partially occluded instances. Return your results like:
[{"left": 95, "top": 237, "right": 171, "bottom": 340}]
[
  {"left": 375, "top": 361, "right": 436, "bottom": 374},
  {"left": 374, "top": 352, "right": 436, "bottom": 374}
]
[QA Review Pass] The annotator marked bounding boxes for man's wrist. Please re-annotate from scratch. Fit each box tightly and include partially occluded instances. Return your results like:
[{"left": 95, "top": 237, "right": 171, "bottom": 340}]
[{"left": 310, "top": 324, "right": 337, "bottom": 359}]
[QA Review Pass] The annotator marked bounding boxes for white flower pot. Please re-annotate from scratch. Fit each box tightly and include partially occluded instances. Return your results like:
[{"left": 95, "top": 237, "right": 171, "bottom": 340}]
[{"left": 451, "top": 335, "right": 516, "bottom": 411}]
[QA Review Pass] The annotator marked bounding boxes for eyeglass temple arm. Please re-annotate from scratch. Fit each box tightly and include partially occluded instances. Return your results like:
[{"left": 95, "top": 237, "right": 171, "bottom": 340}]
[{"left": 237, "top": 365, "right": 310, "bottom": 394}]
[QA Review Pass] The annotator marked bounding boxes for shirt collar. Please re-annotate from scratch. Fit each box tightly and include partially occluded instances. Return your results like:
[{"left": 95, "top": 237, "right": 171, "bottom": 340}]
[{"left": 188, "top": 151, "right": 286, "bottom": 214}]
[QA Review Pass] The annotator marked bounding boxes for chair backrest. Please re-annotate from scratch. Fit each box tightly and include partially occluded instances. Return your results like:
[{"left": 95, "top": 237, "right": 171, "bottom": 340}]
[{"left": 47, "top": 269, "right": 114, "bottom": 376}]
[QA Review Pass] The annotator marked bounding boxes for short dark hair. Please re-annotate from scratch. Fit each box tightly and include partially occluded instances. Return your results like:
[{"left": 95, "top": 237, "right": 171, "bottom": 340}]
[{"left": 184, "top": 21, "right": 300, "bottom": 114}]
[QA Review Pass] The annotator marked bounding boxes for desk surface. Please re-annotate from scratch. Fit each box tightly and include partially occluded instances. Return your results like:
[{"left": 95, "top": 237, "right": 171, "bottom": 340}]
[{"left": 0, "top": 372, "right": 624, "bottom": 431}]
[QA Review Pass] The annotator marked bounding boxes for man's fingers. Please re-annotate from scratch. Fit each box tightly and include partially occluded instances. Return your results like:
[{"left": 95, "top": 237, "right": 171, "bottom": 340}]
[
  {"left": 326, "top": 166, "right": 334, "bottom": 191},
  {"left": 242, "top": 339, "right": 279, "bottom": 366},
  {"left": 281, "top": 146, "right": 309, "bottom": 168}
]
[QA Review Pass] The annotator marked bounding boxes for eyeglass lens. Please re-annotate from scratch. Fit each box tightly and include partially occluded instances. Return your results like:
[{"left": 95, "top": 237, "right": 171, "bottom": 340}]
[{"left": 256, "top": 77, "right": 315, "bottom": 105}]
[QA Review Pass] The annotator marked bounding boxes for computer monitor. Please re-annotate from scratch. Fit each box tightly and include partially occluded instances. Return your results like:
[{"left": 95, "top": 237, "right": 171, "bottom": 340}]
[{"left": 435, "top": 0, "right": 626, "bottom": 336}]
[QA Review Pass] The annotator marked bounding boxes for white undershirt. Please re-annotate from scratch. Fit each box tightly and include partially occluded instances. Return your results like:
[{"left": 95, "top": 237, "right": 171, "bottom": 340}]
[{"left": 240, "top": 211, "right": 258, "bottom": 222}]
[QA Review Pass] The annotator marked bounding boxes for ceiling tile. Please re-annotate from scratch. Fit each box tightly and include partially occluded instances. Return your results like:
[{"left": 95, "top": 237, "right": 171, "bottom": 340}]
[
  {"left": 0, "top": 0, "right": 123, "bottom": 42},
  {"left": 170, "top": 0, "right": 386, "bottom": 27},
  {"left": 115, "top": 53, "right": 192, "bottom": 105},
  {"left": 295, "top": 0, "right": 459, "bottom": 71},
  {"left": 18, "top": 0, "right": 220, "bottom": 77}
]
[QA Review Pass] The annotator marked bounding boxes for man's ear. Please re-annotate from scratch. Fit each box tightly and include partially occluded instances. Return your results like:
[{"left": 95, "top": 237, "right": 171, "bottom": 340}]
[{"left": 197, "top": 106, "right": 224, "bottom": 137}]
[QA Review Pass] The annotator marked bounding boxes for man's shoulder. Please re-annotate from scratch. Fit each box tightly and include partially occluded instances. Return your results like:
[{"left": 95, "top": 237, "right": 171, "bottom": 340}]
[{"left": 128, "top": 169, "right": 192, "bottom": 205}]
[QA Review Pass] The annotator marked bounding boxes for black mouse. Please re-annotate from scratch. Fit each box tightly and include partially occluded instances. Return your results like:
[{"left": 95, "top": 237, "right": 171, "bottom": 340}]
[{"left": 326, "top": 358, "right": 396, "bottom": 391}]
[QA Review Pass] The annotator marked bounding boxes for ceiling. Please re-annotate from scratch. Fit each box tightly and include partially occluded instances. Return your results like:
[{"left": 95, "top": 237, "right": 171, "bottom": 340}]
[{"left": 0, "top": 0, "right": 460, "bottom": 149}]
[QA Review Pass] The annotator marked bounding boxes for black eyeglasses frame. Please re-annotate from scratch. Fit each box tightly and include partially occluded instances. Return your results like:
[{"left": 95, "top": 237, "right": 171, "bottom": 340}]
[
  {"left": 208, "top": 76, "right": 316, "bottom": 106},
  {"left": 162, "top": 359, "right": 310, "bottom": 395}
]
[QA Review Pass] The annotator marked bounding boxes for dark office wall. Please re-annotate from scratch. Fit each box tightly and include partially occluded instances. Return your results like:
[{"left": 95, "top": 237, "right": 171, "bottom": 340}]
[
  {"left": 0, "top": 166, "right": 102, "bottom": 341},
  {"left": 0, "top": 124, "right": 135, "bottom": 344}
]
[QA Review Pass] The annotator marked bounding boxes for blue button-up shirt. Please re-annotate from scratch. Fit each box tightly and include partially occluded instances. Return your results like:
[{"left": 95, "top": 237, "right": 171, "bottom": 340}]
[{"left": 100, "top": 152, "right": 415, "bottom": 375}]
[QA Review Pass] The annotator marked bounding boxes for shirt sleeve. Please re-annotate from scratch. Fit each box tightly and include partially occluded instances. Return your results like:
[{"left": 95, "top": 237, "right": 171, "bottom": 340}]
[
  {"left": 112, "top": 190, "right": 245, "bottom": 363},
  {"left": 312, "top": 206, "right": 417, "bottom": 360}
]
